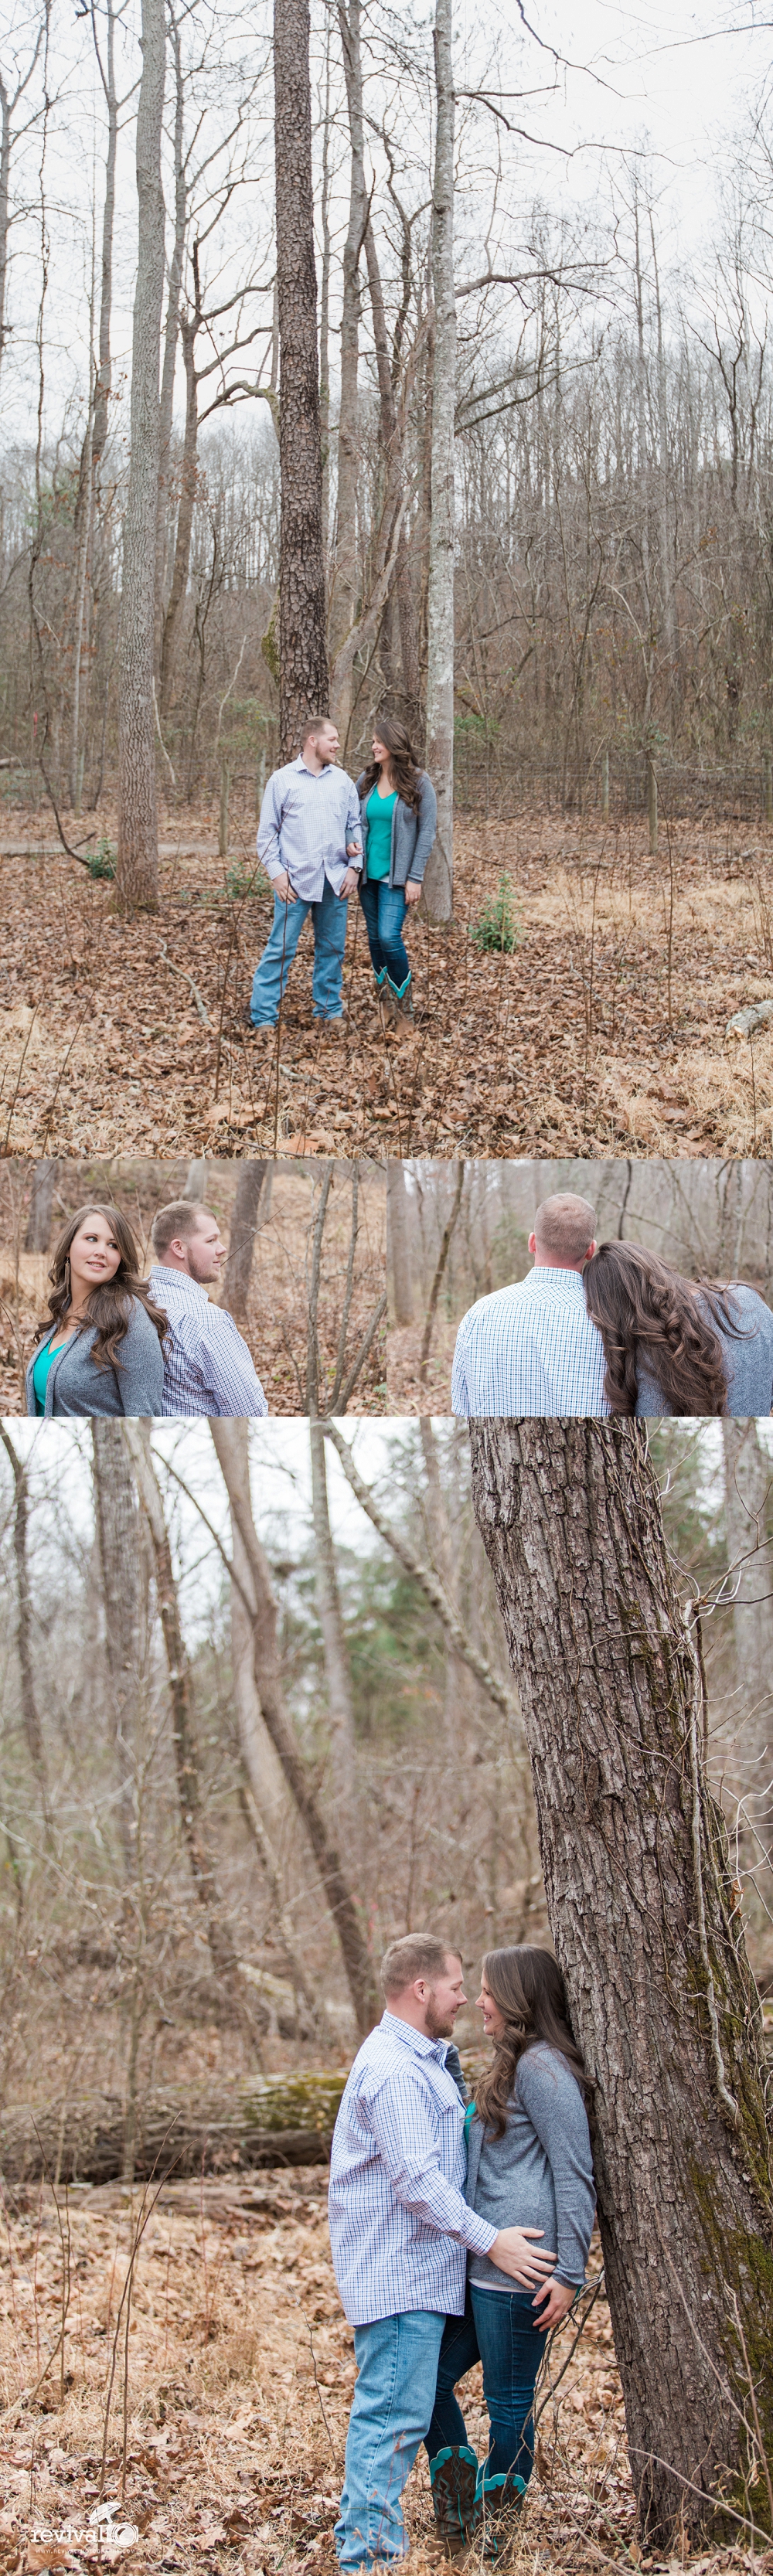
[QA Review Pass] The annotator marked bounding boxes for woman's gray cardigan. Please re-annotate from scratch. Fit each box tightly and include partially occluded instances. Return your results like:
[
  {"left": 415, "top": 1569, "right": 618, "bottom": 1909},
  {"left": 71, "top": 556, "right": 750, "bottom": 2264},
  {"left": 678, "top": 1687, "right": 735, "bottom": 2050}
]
[
  {"left": 465, "top": 2043, "right": 595, "bottom": 2291},
  {"left": 26, "top": 1302, "right": 165, "bottom": 1417},
  {"left": 356, "top": 771, "right": 438, "bottom": 888},
  {"left": 635, "top": 1284, "right": 773, "bottom": 1415}
]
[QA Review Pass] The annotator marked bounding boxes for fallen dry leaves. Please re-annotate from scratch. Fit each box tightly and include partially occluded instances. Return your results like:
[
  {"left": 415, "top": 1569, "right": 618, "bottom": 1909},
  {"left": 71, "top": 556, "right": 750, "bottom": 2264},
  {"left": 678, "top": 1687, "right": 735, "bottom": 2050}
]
[
  {"left": 2, "top": 799, "right": 773, "bottom": 1157},
  {"left": 0, "top": 2176, "right": 764, "bottom": 2576}
]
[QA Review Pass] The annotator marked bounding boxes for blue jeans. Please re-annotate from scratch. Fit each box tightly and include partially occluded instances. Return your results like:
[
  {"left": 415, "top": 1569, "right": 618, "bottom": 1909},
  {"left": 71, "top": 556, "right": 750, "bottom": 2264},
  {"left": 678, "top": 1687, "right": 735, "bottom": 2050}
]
[
  {"left": 249, "top": 877, "right": 349, "bottom": 1025},
  {"left": 336, "top": 2309, "right": 445, "bottom": 2567},
  {"left": 425, "top": 2286, "right": 543, "bottom": 2488},
  {"left": 358, "top": 878, "right": 411, "bottom": 997}
]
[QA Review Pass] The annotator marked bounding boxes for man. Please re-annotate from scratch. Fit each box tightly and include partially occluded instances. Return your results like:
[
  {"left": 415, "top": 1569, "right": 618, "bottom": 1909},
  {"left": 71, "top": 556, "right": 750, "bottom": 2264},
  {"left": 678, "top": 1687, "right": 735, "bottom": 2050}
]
[
  {"left": 148, "top": 1202, "right": 268, "bottom": 1417},
  {"left": 328, "top": 1935, "right": 556, "bottom": 2570},
  {"left": 451, "top": 1191, "right": 608, "bottom": 1417},
  {"left": 249, "top": 713, "right": 362, "bottom": 1031}
]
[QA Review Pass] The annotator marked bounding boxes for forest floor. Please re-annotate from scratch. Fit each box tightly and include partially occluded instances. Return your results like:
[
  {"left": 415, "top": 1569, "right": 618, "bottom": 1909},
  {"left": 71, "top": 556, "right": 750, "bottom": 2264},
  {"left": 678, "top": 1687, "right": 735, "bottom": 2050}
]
[
  {"left": 2, "top": 798, "right": 773, "bottom": 1159},
  {"left": 0, "top": 1162, "right": 386, "bottom": 1415},
  {"left": 0, "top": 2173, "right": 760, "bottom": 2576}
]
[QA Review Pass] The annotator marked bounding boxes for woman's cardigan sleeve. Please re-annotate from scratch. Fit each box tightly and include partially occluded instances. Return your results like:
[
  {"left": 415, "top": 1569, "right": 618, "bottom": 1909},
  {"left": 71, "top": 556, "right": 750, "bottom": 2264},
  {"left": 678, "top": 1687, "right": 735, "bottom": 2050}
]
[{"left": 116, "top": 1302, "right": 166, "bottom": 1414}]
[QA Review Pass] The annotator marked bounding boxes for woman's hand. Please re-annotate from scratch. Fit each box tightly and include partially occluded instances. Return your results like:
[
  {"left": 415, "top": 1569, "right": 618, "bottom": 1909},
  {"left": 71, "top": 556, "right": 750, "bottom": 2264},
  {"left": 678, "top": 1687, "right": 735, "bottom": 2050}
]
[
  {"left": 489, "top": 2226, "right": 557, "bottom": 2288},
  {"left": 531, "top": 2277, "right": 577, "bottom": 2333},
  {"left": 404, "top": 880, "right": 422, "bottom": 906}
]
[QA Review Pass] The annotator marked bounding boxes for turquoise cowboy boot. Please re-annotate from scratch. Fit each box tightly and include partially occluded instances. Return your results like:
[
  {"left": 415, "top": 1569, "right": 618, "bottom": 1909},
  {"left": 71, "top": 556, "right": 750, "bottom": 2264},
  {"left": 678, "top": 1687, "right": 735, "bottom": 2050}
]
[
  {"left": 469, "top": 2465, "right": 527, "bottom": 2557},
  {"left": 427, "top": 2446, "right": 478, "bottom": 2554}
]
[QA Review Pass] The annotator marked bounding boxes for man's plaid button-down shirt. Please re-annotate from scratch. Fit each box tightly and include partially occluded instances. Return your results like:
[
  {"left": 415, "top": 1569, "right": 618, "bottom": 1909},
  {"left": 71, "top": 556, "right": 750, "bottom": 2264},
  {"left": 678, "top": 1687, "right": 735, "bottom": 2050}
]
[{"left": 328, "top": 2012, "right": 496, "bottom": 2327}]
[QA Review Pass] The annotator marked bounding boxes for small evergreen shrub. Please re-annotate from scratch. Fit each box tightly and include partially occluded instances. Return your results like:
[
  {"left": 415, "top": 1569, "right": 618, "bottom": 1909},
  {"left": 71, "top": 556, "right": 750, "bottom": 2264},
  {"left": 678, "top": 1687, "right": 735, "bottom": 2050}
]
[
  {"left": 88, "top": 834, "right": 116, "bottom": 880},
  {"left": 469, "top": 872, "right": 522, "bottom": 955}
]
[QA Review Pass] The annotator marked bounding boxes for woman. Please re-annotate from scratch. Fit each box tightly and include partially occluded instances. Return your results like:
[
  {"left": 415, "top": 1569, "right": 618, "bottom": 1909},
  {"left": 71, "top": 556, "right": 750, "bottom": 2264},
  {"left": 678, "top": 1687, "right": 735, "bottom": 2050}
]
[
  {"left": 356, "top": 716, "right": 437, "bottom": 1022},
  {"left": 425, "top": 1947, "right": 595, "bottom": 2555},
  {"left": 26, "top": 1205, "right": 167, "bottom": 1416},
  {"left": 583, "top": 1240, "right": 773, "bottom": 1415},
  {"left": 425, "top": 1948, "right": 594, "bottom": 2554}
]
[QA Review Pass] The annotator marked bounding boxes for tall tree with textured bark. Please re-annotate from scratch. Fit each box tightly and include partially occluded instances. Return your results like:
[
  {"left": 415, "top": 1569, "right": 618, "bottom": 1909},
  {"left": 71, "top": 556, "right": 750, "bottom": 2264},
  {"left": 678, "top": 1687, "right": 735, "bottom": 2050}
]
[
  {"left": 424, "top": 0, "right": 455, "bottom": 920},
  {"left": 92, "top": 1421, "right": 143, "bottom": 1875},
  {"left": 470, "top": 1417, "right": 773, "bottom": 2551},
  {"left": 116, "top": 0, "right": 165, "bottom": 908},
  {"left": 274, "top": 0, "right": 328, "bottom": 755}
]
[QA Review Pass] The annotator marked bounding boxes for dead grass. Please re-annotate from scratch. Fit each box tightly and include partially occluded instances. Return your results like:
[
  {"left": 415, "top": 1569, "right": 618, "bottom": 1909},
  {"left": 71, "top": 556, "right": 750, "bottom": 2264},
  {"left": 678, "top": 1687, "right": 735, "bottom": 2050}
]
[
  {"left": 2, "top": 798, "right": 772, "bottom": 1155},
  {"left": 0, "top": 2178, "right": 758, "bottom": 2576}
]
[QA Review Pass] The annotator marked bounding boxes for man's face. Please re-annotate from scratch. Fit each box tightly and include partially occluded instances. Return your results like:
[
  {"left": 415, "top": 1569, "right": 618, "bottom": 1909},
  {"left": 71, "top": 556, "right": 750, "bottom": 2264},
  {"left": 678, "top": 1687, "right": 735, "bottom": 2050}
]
[
  {"left": 308, "top": 721, "right": 339, "bottom": 767},
  {"left": 183, "top": 1211, "right": 226, "bottom": 1285},
  {"left": 423, "top": 1955, "right": 467, "bottom": 2040}
]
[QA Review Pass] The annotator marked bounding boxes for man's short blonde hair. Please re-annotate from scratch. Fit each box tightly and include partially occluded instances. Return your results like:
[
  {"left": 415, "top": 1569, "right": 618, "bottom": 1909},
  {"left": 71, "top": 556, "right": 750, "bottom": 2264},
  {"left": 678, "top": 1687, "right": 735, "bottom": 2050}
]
[
  {"left": 380, "top": 1934, "right": 460, "bottom": 1998},
  {"left": 533, "top": 1192, "right": 597, "bottom": 1264}
]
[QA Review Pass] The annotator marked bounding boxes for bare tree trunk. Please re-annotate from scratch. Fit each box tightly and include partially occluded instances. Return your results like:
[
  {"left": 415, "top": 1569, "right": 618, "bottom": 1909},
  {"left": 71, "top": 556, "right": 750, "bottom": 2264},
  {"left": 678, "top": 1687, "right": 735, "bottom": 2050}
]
[
  {"left": 209, "top": 1419, "right": 378, "bottom": 2036},
  {"left": 159, "top": 304, "right": 199, "bottom": 714},
  {"left": 0, "top": 1429, "right": 51, "bottom": 1832},
  {"left": 91, "top": 1421, "right": 143, "bottom": 1876},
  {"left": 122, "top": 1426, "right": 261, "bottom": 2054},
  {"left": 220, "top": 1162, "right": 268, "bottom": 1325},
  {"left": 424, "top": 0, "right": 455, "bottom": 920},
  {"left": 309, "top": 1422, "right": 356, "bottom": 1798},
  {"left": 155, "top": 0, "right": 186, "bottom": 671},
  {"left": 184, "top": 1160, "right": 207, "bottom": 1200},
  {"left": 721, "top": 1419, "right": 773, "bottom": 1921},
  {"left": 117, "top": 0, "right": 165, "bottom": 910},
  {"left": 24, "top": 1158, "right": 58, "bottom": 1252},
  {"left": 274, "top": 0, "right": 329, "bottom": 757},
  {"left": 330, "top": 0, "right": 366, "bottom": 740},
  {"left": 218, "top": 1418, "right": 288, "bottom": 1839},
  {"left": 386, "top": 1159, "right": 414, "bottom": 1324},
  {"left": 470, "top": 1417, "right": 773, "bottom": 2552},
  {"left": 420, "top": 1158, "right": 464, "bottom": 1381}
]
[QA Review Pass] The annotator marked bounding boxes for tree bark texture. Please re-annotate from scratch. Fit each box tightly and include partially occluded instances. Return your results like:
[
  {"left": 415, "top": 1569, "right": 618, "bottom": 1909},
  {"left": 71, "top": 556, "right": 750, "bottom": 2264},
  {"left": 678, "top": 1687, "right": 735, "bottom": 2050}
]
[
  {"left": 220, "top": 1162, "right": 268, "bottom": 1324},
  {"left": 91, "top": 1421, "right": 143, "bottom": 1874},
  {"left": 329, "top": 0, "right": 366, "bottom": 739},
  {"left": 123, "top": 1427, "right": 261, "bottom": 2055},
  {"left": 274, "top": 0, "right": 329, "bottom": 756},
  {"left": 159, "top": 287, "right": 199, "bottom": 715},
  {"left": 309, "top": 1422, "right": 356, "bottom": 1798},
  {"left": 0, "top": 1428, "right": 50, "bottom": 1831},
  {"left": 424, "top": 0, "right": 455, "bottom": 920},
  {"left": 117, "top": 0, "right": 165, "bottom": 909},
  {"left": 721, "top": 1419, "right": 773, "bottom": 1915},
  {"left": 24, "top": 1158, "right": 58, "bottom": 1252},
  {"left": 469, "top": 1418, "right": 773, "bottom": 2550},
  {"left": 209, "top": 1420, "right": 379, "bottom": 2037},
  {"left": 386, "top": 1159, "right": 414, "bottom": 1323}
]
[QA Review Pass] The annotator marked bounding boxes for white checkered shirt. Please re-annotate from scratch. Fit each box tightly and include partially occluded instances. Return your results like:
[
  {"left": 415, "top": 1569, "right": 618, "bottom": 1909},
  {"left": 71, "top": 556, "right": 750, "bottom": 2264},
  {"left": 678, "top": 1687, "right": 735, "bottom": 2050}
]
[
  {"left": 451, "top": 1267, "right": 611, "bottom": 1417},
  {"left": 328, "top": 2012, "right": 496, "bottom": 2327},
  {"left": 148, "top": 1267, "right": 268, "bottom": 1417}
]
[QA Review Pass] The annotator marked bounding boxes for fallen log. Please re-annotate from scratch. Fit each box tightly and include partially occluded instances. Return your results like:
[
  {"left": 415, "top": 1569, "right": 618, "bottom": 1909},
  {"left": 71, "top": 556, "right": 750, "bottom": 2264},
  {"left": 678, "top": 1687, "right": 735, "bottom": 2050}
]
[{"left": 0, "top": 2073, "right": 348, "bottom": 2186}]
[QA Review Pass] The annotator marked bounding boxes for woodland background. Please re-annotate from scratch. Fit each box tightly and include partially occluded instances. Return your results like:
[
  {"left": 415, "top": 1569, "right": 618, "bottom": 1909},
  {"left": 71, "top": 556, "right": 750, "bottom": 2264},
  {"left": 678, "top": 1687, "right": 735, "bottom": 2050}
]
[{"left": 385, "top": 1155, "right": 773, "bottom": 1408}]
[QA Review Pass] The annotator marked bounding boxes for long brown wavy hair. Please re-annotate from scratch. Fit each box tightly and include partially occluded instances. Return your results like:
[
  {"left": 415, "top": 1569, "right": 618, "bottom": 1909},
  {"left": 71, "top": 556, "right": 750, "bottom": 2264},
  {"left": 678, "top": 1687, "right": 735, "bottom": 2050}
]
[
  {"left": 473, "top": 1946, "right": 591, "bottom": 2140},
  {"left": 38, "top": 1204, "right": 168, "bottom": 1373},
  {"left": 359, "top": 714, "right": 423, "bottom": 815},
  {"left": 582, "top": 1240, "right": 749, "bottom": 1415}
]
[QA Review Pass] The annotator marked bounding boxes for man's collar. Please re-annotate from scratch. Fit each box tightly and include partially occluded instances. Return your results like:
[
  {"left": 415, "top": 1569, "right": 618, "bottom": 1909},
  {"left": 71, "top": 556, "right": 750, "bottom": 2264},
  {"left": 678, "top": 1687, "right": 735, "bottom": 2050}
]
[
  {"left": 295, "top": 755, "right": 335, "bottom": 776},
  {"left": 150, "top": 1263, "right": 209, "bottom": 1302},
  {"left": 381, "top": 2009, "right": 451, "bottom": 2061},
  {"left": 527, "top": 1265, "right": 587, "bottom": 1291}
]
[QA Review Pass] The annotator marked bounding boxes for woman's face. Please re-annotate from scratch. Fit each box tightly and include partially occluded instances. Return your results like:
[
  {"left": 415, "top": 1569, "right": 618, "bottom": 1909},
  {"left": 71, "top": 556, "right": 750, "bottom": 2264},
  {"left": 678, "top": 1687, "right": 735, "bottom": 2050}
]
[
  {"left": 476, "top": 1974, "right": 506, "bottom": 2041},
  {"left": 372, "top": 733, "right": 389, "bottom": 767},
  {"left": 66, "top": 1214, "right": 122, "bottom": 1296}
]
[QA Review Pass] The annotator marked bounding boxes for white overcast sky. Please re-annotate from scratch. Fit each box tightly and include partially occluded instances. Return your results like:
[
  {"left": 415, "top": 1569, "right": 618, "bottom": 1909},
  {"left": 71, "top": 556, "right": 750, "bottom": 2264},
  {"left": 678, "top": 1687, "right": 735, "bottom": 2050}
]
[{"left": 2, "top": 0, "right": 771, "bottom": 448}]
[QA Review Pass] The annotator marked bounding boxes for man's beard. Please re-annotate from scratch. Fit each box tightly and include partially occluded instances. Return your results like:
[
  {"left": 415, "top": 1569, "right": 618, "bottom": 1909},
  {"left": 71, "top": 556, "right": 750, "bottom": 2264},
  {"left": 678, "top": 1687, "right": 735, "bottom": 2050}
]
[{"left": 425, "top": 1999, "right": 456, "bottom": 2041}]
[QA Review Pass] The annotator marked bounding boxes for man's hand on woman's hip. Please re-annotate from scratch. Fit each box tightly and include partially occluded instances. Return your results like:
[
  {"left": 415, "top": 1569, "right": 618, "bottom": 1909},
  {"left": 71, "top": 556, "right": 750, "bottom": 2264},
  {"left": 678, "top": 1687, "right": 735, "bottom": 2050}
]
[{"left": 489, "top": 2226, "right": 557, "bottom": 2288}]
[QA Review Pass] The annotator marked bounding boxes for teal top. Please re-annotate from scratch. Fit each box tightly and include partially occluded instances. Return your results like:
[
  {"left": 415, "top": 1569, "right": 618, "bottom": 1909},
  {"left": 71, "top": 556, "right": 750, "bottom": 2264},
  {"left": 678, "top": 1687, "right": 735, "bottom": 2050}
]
[
  {"left": 32, "top": 1336, "right": 67, "bottom": 1414},
  {"left": 366, "top": 786, "right": 397, "bottom": 880}
]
